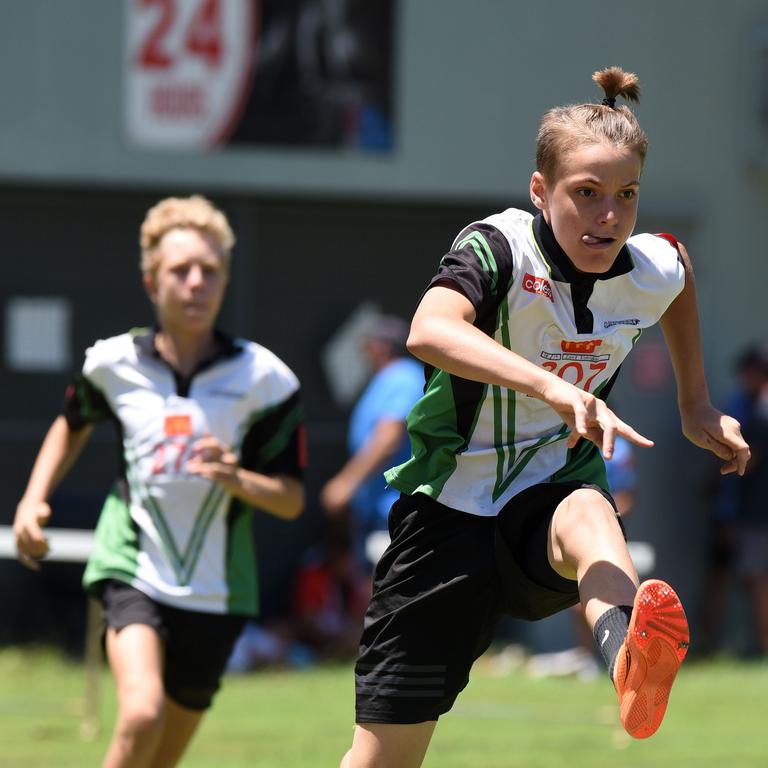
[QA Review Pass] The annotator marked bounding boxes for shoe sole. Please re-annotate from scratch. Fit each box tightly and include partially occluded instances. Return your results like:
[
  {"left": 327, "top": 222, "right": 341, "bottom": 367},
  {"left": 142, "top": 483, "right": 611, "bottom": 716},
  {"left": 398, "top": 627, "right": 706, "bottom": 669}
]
[{"left": 616, "top": 579, "right": 689, "bottom": 739}]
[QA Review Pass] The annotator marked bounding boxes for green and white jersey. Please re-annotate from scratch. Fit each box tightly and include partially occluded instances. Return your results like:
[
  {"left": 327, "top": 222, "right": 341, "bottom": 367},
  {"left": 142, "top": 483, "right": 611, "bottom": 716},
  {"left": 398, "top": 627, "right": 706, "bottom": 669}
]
[
  {"left": 66, "top": 329, "right": 303, "bottom": 615},
  {"left": 385, "top": 208, "right": 685, "bottom": 517}
]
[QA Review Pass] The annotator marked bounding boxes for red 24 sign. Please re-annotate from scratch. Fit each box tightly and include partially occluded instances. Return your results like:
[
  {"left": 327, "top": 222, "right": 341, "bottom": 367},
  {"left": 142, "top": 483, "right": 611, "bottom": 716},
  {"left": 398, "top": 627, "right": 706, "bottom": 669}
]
[
  {"left": 125, "top": 0, "right": 256, "bottom": 149},
  {"left": 138, "top": 0, "right": 222, "bottom": 69}
]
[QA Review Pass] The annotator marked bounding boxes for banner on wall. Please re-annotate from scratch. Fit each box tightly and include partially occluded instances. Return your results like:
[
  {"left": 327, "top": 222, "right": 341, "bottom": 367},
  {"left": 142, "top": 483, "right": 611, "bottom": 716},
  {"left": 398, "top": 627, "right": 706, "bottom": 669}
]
[{"left": 124, "top": 0, "right": 395, "bottom": 152}]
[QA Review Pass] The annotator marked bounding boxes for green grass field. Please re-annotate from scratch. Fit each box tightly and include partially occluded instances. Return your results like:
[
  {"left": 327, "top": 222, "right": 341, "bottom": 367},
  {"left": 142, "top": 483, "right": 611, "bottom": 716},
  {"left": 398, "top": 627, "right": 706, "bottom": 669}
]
[{"left": 1, "top": 648, "right": 765, "bottom": 767}]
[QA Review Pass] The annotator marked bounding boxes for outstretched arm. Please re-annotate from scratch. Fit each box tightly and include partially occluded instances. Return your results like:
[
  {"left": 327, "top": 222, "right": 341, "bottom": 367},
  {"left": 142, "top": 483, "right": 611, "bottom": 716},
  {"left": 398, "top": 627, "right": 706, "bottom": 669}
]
[
  {"left": 14, "top": 416, "right": 93, "bottom": 569},
  {"left": 408, "top": 286, "right": 653, "bottom": 459},
  {"left": 659, "top": 242, "right": 750, "bottom": 475}
]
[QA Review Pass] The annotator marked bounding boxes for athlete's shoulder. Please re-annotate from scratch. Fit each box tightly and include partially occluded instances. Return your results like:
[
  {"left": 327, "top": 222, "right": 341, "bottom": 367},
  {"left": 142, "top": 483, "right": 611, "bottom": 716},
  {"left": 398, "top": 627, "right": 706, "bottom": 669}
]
[
  {"left": 444, "top": 208, "right": 532, "bottom": 301},
  {"left": 82, "top": 330, "right": 143, "bottom": 376},
  {"left": 482, "top": 207, "right": 534, "bottom": 234},
  {"left": 454, "top": 207, "right": 533, "bottom": 248},
  {"left": 238, "top": 339, "right": 300, "bottom": 399},
  {"left": 627, "top": 232, "right": 683, "bottom": 264},
  {"left": 627, "top": 232, "right": 685, "bottom": 282}
]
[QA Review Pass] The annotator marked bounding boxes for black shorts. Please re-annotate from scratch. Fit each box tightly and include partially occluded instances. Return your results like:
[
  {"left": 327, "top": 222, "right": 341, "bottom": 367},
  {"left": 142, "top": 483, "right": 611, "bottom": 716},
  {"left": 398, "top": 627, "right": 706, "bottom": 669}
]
[
  {"left": 98, "top": 580, "right": 246, "bottom": 711},
  {"left": 354, "top": 483, "right": 622, "bottom": 724}
]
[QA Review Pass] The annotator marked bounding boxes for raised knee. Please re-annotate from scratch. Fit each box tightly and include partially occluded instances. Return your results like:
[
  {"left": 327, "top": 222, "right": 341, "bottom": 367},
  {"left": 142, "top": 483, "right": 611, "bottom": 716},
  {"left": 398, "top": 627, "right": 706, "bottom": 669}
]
[
  {"left": 117, "top": 698, "right": 165, "bottom": 742},
  {"left": 551, "top": 490, "right": 620, "bottom": 560},
  {"left": 561, "top": 489, "right": 615, "bottom": 529}
]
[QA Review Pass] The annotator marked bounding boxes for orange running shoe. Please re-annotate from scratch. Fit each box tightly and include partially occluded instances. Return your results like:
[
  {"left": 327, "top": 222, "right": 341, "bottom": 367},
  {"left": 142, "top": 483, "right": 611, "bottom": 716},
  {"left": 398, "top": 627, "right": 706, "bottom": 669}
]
[{"left": 613, "top": 579, "right": 690, "bottom": 739}]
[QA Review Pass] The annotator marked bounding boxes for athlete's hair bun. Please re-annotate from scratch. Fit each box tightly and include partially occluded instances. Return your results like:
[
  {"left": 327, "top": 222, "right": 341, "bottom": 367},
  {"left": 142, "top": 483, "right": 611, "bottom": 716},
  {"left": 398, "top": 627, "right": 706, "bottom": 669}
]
[{"left": 593, "top": 67, "right": 641, "bottom": 107}]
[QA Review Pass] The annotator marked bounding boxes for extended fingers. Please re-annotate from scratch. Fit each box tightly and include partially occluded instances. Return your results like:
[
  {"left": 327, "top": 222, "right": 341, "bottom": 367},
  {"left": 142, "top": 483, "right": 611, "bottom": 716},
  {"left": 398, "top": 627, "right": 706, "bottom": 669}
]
[
  {"left": 600, "top": 420, "right": 616, "bottom": 459},
  {"left": 595, "top": 402, "right": 653, "bottom": 455},
  {"left": 571, "top": 400, "right": 589, "bottom": 439},
  {"left": 615, "top": 419, "right": 654, "bottom": 449}
]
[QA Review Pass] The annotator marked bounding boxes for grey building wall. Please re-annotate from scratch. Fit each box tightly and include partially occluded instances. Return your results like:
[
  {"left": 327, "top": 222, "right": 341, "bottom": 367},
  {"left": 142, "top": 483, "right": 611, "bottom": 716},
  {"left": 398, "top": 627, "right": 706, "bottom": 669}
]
[{"left": 2, "top": 1, "right": 767, "bottom": 385}]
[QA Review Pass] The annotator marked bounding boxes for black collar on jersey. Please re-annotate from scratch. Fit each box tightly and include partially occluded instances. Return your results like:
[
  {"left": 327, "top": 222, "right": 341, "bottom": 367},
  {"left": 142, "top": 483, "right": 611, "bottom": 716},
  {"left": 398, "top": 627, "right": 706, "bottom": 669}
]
[
  {"left": 532, "top": 214, "right": 634, "bottom": 334},
  {"left": 134, "top": 327, "right": 243, "bottom": 397},
  {"left": 532, "top": 213, "right": 634, "bottom": 284}
]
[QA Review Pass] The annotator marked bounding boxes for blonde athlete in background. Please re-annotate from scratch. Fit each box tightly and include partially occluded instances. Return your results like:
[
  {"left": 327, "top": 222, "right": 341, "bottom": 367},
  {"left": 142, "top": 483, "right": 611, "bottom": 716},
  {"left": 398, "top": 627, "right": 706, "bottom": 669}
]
[
  {"left": 14, "top": 196, "right": 305, "bottom": 768},
  {"left": 340, "top": 68, "right": 750, "bottom": 768}
]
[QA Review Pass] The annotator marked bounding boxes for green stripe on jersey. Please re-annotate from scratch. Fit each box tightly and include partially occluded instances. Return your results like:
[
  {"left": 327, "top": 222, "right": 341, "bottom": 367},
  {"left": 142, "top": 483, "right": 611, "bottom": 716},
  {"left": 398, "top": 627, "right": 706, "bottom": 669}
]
[
  {"left": 123, "top": 443, "right": 228, "bottom": 586},
  {"left": 83, "top": 485, "right": 139, "bottom": 590},
  {"left": 256, "top": 402, "right": 304, "bottom": 466},
  {"left": 180, "top": 484, "right": 227, "bottom": 585},
  {"left": 549, "top": 437, "right": 608, "bottom": 489},
  {"left": 385, "top": 368, "right": 464, "bottom": 498},
  {"left": 547, "top": 364, "right": 616, "bottom": 490},
  {"left": 493, "top": 425, "right": 570, "bottom": 502},
  {"left": 492, "top": 296, "right": 518, "bottom": 499},
  {"left": 226, "top": 500, "right": 259, "bottom": 614},
  {"left": 455, "top": 232, "right": 499, "bottom": 293}
]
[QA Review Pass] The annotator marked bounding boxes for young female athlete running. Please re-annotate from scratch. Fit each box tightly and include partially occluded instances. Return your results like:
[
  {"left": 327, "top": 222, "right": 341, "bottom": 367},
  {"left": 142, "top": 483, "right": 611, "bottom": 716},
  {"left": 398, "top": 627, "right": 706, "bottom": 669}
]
[
  {"left": 14, "top": 196, "right": 305, "bottom": 768},
  {"left": 340, "top": 67, "right": 750, "bottom": 768}
]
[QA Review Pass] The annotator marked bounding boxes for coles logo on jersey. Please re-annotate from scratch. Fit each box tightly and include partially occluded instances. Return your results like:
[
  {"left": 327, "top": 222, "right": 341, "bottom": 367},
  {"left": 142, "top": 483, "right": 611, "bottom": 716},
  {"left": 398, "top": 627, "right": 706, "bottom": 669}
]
[
  {"left": 164, "top": 414, "right": 193, "bottom": 437},
  {"left": 522, "top": 273, "right": 554, "bottom": 302}
]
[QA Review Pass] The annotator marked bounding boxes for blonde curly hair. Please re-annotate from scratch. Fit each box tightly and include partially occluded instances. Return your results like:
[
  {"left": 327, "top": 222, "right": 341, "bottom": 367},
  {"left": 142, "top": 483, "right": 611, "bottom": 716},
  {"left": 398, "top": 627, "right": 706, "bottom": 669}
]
[{"left": 140, "top": 195, "right": 236, "bottom": 274}]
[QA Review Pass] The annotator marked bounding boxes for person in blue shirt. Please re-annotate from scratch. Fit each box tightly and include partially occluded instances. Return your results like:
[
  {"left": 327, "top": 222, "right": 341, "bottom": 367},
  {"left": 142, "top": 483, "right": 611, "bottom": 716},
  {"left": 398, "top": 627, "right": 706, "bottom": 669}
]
[{"left": 321, "top": 316, "right": 424, "bottom": 570}]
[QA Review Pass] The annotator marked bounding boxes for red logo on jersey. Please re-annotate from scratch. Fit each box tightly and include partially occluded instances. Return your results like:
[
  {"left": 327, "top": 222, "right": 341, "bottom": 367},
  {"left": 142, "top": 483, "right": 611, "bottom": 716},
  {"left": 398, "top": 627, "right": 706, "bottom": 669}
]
[
  {"left": 522, "top": 273, "right": 554, "bottom": 302},
  {"left": 164, "top": 414, "right": 192, "bottom": 436},
  {"left": 561, "top": 339, "right": 603, "bottom": 354}
]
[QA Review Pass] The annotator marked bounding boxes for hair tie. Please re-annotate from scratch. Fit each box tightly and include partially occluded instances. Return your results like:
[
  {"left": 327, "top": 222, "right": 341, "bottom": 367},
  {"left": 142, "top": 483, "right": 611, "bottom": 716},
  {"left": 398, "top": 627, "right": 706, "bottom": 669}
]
[{"left": 601, "top": 96, "right": 616, "bottom": 108}]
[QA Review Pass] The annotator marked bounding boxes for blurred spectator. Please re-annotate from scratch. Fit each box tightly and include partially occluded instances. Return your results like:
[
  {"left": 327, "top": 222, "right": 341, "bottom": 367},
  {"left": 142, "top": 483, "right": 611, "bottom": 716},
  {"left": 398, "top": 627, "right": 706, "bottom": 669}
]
[
  {"left": 227, "top": 532, "right": 370, "bottom": 672},
  {"left": 289, "top": 531, "right": 371, "bottom": 659},
  {"left": 735, "top": 347, "right": 768, "bottom": 656},
  {"left": 699, "top": 343, "right": 768, "bottom": 656},
  {"left": 320, "top": 316, "right": 423, "bottom": 570}
]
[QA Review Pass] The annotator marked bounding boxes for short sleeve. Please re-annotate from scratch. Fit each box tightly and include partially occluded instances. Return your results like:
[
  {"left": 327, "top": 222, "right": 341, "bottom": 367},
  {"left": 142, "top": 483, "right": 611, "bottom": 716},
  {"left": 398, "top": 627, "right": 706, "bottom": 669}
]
[
  {"left": 239, "top": 389, "right": 306, "bottom": 479},
  {"left": 426, "top": 222, "right": 515, "bottom": 325},
  {"left": 62, "top": 372, "right": 114, "bottom": 430}
]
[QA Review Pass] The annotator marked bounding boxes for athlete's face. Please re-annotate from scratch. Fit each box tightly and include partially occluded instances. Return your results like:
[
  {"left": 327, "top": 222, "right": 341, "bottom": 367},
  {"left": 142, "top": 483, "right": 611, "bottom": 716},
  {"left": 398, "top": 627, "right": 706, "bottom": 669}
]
[
  {"left": 530, "top": 142, "right": 642, "bottom": 273},
  {"left": 144, "top": 227, "right": 228, "bottom": 335}
]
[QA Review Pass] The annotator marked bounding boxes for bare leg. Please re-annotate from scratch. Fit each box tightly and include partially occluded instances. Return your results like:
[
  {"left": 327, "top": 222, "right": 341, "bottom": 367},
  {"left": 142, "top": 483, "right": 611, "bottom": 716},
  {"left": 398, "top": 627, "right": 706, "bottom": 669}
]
[
  {"left": 548, "top": 488, "right": 639, "bottom": 629},
  {"left": 103, "top": 625, "right": 166, "bottom": 768},
  {"left": 340, "top": 722, "right": 436, "bottom": 768},
  {"left": 549, "top": 488, "right": 689, "bottom": 739},
  {"left": 148, "top": 698, "right": 205, "bottom": 768}
]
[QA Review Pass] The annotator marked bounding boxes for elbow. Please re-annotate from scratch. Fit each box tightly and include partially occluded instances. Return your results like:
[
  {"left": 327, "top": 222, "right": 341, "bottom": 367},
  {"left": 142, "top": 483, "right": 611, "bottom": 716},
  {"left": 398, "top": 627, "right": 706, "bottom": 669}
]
[
  {"left": 406, "top": 318, "right": 434, "bottom": 361},
  {"left": 283, "top": 485, "right": 305, "bottom": 520}
]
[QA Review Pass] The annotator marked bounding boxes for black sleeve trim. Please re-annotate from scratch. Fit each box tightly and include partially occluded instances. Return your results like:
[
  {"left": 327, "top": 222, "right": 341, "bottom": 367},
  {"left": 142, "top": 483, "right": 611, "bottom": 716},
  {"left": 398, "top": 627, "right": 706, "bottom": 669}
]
[
  {"left": 240, "top": 390, "right": 305, "bottom": 479},
  {"left": 62, "top": 374, "right": 114, "bottom": 430},
  {"left": 425, "top": 222, "right": 514, "bottom": 330}
]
